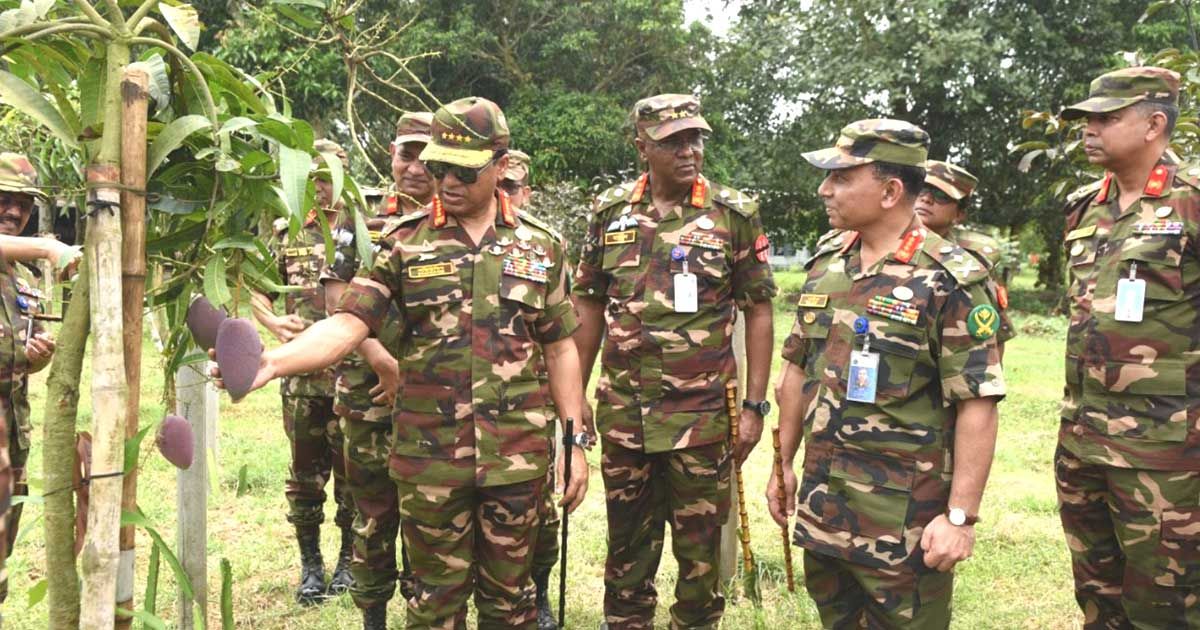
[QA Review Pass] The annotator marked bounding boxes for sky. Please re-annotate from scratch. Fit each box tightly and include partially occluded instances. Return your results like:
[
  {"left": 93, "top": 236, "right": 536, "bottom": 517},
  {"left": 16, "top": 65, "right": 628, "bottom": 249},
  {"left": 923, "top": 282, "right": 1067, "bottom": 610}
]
[{"left": 683, "top": 0, "right": 744, "bottom": 37}]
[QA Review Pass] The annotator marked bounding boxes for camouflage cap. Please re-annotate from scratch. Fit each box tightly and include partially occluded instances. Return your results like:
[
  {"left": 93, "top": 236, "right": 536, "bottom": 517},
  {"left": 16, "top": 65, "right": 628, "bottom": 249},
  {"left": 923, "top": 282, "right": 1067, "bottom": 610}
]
[
  {"left": 419, "top": 97, "right": 510, "bottom": 168},
  {"left": 0, "top": 152, "right": 46, "bottom": 201},
  {"left": 1061, "top": 66, "right": 1180, "bottom": 120},
  {"left": 924, "top": 160, "right": 978, "bottom": 201},
  {"left": 313, "top": 139, "right": 349, "bottom": 169},
  {"left": 633, "top": 93, "right": 712, "bottom": 141},
  {"left": 394, "top": 111, "right": 433, "bottom": 145},
  {"left": 504, "top": 149, "right": 531, "bottom": 183},
  {"left": 802, "top": 118, "right": 930, "bottom": 169}
]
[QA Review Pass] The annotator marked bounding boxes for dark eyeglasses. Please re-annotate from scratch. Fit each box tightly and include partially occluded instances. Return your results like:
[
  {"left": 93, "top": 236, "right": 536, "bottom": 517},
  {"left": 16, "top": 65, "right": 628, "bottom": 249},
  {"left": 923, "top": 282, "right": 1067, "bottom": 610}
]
[
  {"left": 920, "top": 186, "right": 954, "bottom": 204},
  {"left": 499, "top": 180, "right": 524, "bottom": 195},
  {"left": 425, "top": 156, "right": 497, "bottom": 184},
  {"left": 650, "top": 133, "right": 708, "bottom": 153}
]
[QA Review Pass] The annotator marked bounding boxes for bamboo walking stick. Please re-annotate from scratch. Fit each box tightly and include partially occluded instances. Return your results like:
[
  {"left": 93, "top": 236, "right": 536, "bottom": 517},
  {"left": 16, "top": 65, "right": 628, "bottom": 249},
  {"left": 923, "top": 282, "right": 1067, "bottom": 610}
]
[
  {"left": 726, "top": 383, "right": 760, "bottom": 603},
  {"left": 772, "top": 427, "right": 796, "bottom": 592}
]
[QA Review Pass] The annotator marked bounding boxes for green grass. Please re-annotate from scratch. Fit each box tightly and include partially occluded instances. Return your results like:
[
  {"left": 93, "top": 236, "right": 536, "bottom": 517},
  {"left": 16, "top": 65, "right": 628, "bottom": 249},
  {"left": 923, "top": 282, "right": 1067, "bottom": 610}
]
[{"left": 5, "top": 269, "right": 1080, "bottom": 628}]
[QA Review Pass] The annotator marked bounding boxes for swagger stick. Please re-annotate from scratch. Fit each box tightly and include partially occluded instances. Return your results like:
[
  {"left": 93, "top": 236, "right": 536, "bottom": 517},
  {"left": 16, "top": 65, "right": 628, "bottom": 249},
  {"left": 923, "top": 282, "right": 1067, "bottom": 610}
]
[
  {"left": 772, "top": 427, "right": 796, "bottom": 592},
  {"left": 726, "top": 383, "right": 760, "bottom": 603},
  {"left": 558, "top": 417, "right": 574, "bottom": 628}
]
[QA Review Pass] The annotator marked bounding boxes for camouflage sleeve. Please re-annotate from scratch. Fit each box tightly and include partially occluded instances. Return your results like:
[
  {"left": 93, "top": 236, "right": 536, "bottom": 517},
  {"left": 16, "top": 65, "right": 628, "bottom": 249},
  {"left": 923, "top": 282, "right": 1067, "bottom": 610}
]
[
  {"left": 319, "top": 226, "right": 359, "bottom": 285},
  {"left": 730, "top": 211, "right": 779, "bottom": 309},
  {"left": 532, "top": 237, "right": 580, "bottom": 344},
  {"left": 334, "top": 233, "right": 401, "bottom": 336},
  {"left": 571, "top": 212, "right": 608, "bottom": 301},
  {"left": 936, "top": 281, "right": 1007, "bottom": 404}
]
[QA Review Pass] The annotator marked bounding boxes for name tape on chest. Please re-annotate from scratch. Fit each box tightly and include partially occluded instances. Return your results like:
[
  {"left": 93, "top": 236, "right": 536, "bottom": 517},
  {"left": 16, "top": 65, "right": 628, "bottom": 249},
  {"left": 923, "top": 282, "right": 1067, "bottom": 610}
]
[
  {"left": 604, "top": 230, "right": 637, "bottom": 246},
  {"left": 866, "top": 294, "right": 920, "bottom": 326},
  {"left": 407, "top": 262, "right": 455, "bottom": 279},
  {"left": 679, "top": 232, "right": 725, "bottom": 251},
  {"left": 1065, "top": 225, "right": 1097, "bottom": 241},
  {"left": 503, "top": 256, "right": 549, "bottom": 284},
  {"left": 284, "top": 246, "right": 313, "bottom": 257},
  {"left": 368, "top": 230, "right": 385, "bottom": 243},
  {"left": 797, "top": 293, "right": 829, "bottom": 308},
  {"left": 1132, "top": 221, "right": 1184, "bottom": 236}
]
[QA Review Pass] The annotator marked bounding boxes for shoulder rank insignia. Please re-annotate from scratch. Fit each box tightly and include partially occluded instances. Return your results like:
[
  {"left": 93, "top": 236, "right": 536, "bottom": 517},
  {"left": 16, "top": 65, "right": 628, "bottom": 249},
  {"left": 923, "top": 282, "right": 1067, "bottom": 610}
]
[
  {"left": 866, "top": 295, "right": 919, "bottom": 325},
  {"left": 407, "top": 261, "right": 455, "bottom": 279},
  {"left": 967, "top": 304, "right": 999, "bottom": 340}
]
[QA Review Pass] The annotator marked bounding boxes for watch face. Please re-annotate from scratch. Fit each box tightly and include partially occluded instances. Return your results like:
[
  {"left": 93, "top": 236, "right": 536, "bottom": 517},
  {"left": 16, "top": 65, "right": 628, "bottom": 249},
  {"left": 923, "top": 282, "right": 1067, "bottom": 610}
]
[
  {"left": 949, "top": 508, "right": 966, "bottom": 526},
  {"left": 760, "top": 401, "right": 772, "bottom": 415}
]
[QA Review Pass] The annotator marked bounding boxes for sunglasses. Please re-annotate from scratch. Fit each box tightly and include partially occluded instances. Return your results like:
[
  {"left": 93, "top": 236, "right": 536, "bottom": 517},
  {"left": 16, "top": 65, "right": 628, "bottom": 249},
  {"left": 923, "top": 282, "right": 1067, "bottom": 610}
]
[
  {"left": 650, "top": 132, "right": 709, "bottom": 153},
  {"left": 425, "top": 155, "right": 498, "bottom": 184},
  {"left": 499, "top": 180, "right": 525, "bottom": 195},
  {"left": 920, "top": 186, "right": 954, "bottom": 204}
]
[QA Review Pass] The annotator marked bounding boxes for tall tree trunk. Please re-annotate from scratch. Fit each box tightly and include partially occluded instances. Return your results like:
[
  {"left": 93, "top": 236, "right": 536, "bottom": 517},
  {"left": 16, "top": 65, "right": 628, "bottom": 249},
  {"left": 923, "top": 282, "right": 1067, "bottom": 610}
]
[
  {"left": 43, "top": 256, "right": 89, "bottom": 630},
  {"left": 115, "top": 64, "right": 149, "bottom": 630},
  {"left": 79, "top": 40, "right": 130, "bottom": 630}
]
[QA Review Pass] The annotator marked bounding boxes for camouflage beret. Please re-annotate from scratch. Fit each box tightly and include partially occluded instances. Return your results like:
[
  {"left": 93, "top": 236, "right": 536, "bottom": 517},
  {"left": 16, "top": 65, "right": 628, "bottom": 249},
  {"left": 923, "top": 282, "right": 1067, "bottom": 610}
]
[
  {"left": 504, "top": 149, "right": 531, "bottom": 183},
  {"left": 924, "top": 160, "right": 978, "bottom": 201},
  {"left": 0, "top": 152, "right": 46, "bottom": 201},
  {"left": 632, "top": 93, "right": 712, "bottom": 141},
  {"left": 313, "top": 139, "right": 349, "bottom": 169},
  {"left": 1061, "top": 66, "right": 1180, "bottom": 120},
  {"left": 420, "top": 97, "right": 510, "bottom": 168},
  {"left": 394, "top": 111, "right": 433, "bottom": 145},
  {"left": 802, "top": 118, "right": 930, "bottom": 169}
]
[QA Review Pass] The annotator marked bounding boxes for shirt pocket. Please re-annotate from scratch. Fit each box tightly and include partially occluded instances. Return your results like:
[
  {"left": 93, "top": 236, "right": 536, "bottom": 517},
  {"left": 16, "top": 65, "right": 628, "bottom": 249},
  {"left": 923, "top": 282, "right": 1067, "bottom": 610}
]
[
  {"left": 498, "top": 274, "right": 546, "bottom": 339},
  {"left": 402, "top": 271, "right": 465, "bottom": 338},
  {"left": 1082, "top": 357, "right": 1188, "bottom": 441},
  {"left": 1118, "top": 234, "right": 1185, "bottom": 302},
  {"left": 821, "top": 449, "right": 915, "bottom": 542},
  {"left": 601, "top": 235, "right": 641, "bottom": 298},
  {"left": 497, "top": 375, "right": 552, "bottom": 456},
  {"left": 392, "top": 382, "right": 458, "bottom": 459}
]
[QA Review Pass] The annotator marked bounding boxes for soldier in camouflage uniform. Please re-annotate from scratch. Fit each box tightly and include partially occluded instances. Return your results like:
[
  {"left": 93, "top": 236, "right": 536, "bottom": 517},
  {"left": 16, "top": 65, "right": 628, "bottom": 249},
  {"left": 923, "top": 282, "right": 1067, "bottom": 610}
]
[
  {"left": 501, "top": 147, "right": 561, "bottom": 630},
  {"left": 767, "top": 120, "right": 1006, "bottom": 628},
  {"left": 1054, "top": 66, "right": 1200, "bottom": 628},
  {"left": 215, "top": 97, "right": 590, "bottom": 629},
  {"left": 0, "top": 153, "right": 56, "bottom": 606},
  {"left": 250, "top": 139, "right": 356, "bottom": 605},
  {"left": 321, "top": 113, "right": 433, "bottom": 629},
  {"left": 572, "top": 94, "right": 778, "bottom": 630},
  {"left": 915, "top": 160, "right": 1016, "bottom": 354}
]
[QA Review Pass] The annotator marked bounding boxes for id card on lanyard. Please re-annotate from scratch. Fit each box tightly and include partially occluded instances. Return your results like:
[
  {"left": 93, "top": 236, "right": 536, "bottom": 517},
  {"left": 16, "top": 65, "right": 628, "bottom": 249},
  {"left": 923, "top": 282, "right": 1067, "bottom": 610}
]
[{"left": 846, "top": 332, "right": 880, "bottom": 404}]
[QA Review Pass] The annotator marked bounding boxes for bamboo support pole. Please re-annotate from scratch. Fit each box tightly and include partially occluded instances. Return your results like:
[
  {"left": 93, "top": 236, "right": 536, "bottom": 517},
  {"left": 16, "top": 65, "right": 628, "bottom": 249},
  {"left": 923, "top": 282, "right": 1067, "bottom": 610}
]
[
  {"left": 726, "top": 383, "right": 754, "bottom": 575},
  {"left": 115, "top": 64, "right": 149, "bottom": 630},
  {"left": 772, "top": 427, "right": 795, "bottom": 592}
]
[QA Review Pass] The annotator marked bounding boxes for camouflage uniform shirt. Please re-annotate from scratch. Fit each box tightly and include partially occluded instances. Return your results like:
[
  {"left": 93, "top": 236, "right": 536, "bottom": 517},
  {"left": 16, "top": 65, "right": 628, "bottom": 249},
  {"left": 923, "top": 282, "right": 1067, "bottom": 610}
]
[
  {"left": 782, "top": 226, "right": 1005, "bottom": 569},
  {"left": 337, "top": 192, "right": 578, "bottom": 487},
  {"left": 271, "top": 216, "right": 337, "bottom": 397},
  {"left": 948, "top": 225, "right": 1016, "bottom": 344},
  {"left": 0, "top": 264, "right": 43, "bottom": 450},
  {"left": 573, "top": 174, "right": 777, "bottom": 453},
  {"left": 1060, "top": 155, "right": 1200, "bottom": 470},
  {"left": 321, "top": 198, "right": 407, "bottom": 422}
]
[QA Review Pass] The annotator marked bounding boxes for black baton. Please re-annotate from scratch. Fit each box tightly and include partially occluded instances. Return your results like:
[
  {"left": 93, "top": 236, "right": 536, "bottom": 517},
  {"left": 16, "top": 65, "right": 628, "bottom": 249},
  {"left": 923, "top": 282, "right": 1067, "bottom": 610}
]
[{"left": 559, "top": 417, "right": 573, "bottom": 628}]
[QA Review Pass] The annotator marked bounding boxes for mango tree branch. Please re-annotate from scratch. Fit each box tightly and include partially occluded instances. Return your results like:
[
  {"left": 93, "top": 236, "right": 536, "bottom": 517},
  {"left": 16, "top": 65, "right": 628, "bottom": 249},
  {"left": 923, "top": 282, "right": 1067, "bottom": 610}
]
[
  {"left": 126, "top": 0, "right": 160, "bottom": 37},
  {"left": 72, "top": 0, "right": 111, "bottom": 29},
  {"left": 0, "top": 16, "right": 95, "bottom": 41},
  {"left": 128, "top": 36, "right": 219, "bottom": 130}
]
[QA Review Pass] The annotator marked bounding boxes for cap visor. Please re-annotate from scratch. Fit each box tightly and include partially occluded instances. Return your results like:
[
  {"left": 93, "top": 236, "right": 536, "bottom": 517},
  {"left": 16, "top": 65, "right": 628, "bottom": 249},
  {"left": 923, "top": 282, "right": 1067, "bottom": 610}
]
[
  {"left": 0, "top": 185, "right": 46, "bottom": 202},
  {"left": 394, "top": 134, "right": 431, "bottom": 146},
  {"left": 1060, "top": 96, "right": 1145, "bottom": 120},
  {"left": 645, "top": 117, "right": 713, "bottom": 141},
  {"left": 802, "top": 147, "right": 873, "bottom": 170},
  {"left": 419, "top": 143, "right": 494, "bottom": 168},
  {"left": 925, "top": 176, "right": 966, "bottom": 200}
]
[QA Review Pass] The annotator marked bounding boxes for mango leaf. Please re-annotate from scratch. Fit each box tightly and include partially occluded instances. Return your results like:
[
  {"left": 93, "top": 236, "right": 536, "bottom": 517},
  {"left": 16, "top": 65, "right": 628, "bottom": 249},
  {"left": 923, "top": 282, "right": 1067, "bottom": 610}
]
[
  {"left": 123, "top": 422, "right": 155, "bottom": 474},
  {"left": 130, "top": 54, "right": 171, "bottom": 111},
  {"left": 33, "top": 0, "right": 53, "bottom": 19},
  {"left": 148, "top": 114, "right": 212, "bottom": 176},
  {"left": 212, "top": 235, "right": 258, "bottom": 251},
  {"left": 159, "top": 2, "right": 200, "bottom": 50},
  {"left": 117, "top": 608, "right": 166, "bottom": 630},
  {"left": 0, "top": 70, "right": 78, "bottom": 149},
  {"left": 204, "top": 255, "right": 232, "bottom": 306},
  {"left": 121, "top": 510, "right": 195, "bottom": 601},
  {"left": 274, "top": 4, "right": 321, "bottom": 29},
  {"left": 144, "top": 543, "right": 161, "bottom": 613},
  {"left": 1018, "top": 149, "right": 1044, "bottom": 173},
  {"left": 0, "top": 2, "right": 37, "bottom": 33},
  {"left": 27, "top": 577, "right": 47, "bottom": 608},
  {"left": 317, "top": 149, "right": 344, "bottom": 209},
  {"left": 278, "top": 144, "right": 309, "bottom": 220},
  {"left": 272, "top": 0, "right": 326, "bottom": 7},
  {"left": 343, "top": 178, "right": 374, "bottom": 268},
  {"left": 219, "top": 116, "right": 258, "bottom": 135}
]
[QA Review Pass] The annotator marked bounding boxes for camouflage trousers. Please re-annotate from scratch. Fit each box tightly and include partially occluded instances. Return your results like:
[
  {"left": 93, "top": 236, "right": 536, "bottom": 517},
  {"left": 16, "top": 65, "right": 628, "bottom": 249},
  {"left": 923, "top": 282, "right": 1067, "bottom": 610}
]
[
  {"left": 397, "top": 477, "right": 544, "bottom": 630},
  {"left": 601, "top": 439, "right": 730, "bottom": 630},
  {"left": 342, "top": 417, "right": 403, "bottom": 610},
  {"left": 1055, "top": 444, "right": 1200, "bottom": 629},
  {"left": 282, "top": 394, "right": 353, "bottom": 529},
  {"left": 0, "top": 414, "right": 28, "bottom": 603},
  {"left": 801, "top": 550, "right": 953, "bottom": 629},
  {"left": 532, "top": 439, "right": 559, "bottom": 576}
]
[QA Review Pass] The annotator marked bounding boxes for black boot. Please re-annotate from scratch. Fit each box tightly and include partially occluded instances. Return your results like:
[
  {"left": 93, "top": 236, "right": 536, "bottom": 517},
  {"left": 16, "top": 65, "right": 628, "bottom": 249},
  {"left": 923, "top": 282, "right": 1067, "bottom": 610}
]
[
  {"left": 363, "top": 603, "right": 387, "bottom": 630},
  {"left": 328, "top": 523, "right": 356, "bottom": 595},
  {"left": 534, "top": 568, "right": 557, "bottom": 630},
  {"left": 295, "top": 525, "right": 327, "bottom": 605}
]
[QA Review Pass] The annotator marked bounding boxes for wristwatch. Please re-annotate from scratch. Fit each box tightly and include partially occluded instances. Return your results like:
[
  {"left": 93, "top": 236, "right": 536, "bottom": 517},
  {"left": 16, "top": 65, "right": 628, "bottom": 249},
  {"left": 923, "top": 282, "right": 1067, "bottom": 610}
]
[
  {"left": 570, "top": 431, "right": 596, "bottom": 450},
  {"left": 742, "top": 399, "right": 771, "bottom": 417},
  {"left": 947, "top": 507, "right": 980, "bottom": 526}
]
